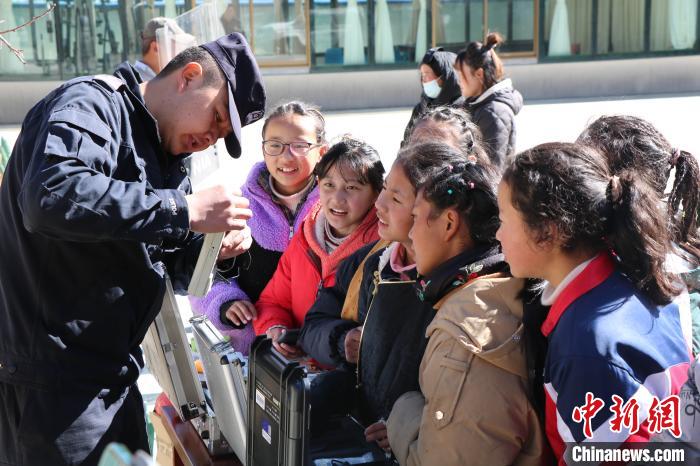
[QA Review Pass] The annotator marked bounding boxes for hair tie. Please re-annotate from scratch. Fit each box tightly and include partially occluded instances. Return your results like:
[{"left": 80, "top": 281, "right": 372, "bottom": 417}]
[
  {"left": 446, "top": 164, "right": 453, "bottom": 172},
  {"left": 671, "top": 148, "right": 682, "bottom": 167},
  {"left": 608, "top": 175, "right": 622, "bottom": 205},
  {"left": 467, "top": 181, "right": 475, "bottom": 190},
  {"left": 467, "top": 154, "right": 478, "bottom": 164}
]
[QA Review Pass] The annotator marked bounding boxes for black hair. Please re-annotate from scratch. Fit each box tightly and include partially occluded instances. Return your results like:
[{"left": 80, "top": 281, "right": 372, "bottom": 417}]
[
  {"left": 314, "top": 136, "right": 384, "bottom": 193},
  {"left": 455, "top": 32, "right": 505, "bottom": 90},
  {"left": 399, "top": 142, "right": 500, "bottom": 247},
  {"left": 261, "top": 101, "right": 326, "bottom": 143},
  {"left": 155, "top": 46, "right": 225, "bottom": 88},
  {"left": 141, "top": 36, "right": 155, "bottom": 56},
  {"left": 502, "top": 142, "right": 681, "bottom": 305},
  {"left": 577, "top": 115, "right": 700, "bottom": 263},
  {"left": 407, "top": 106, "right": 490, "bottom": 165}
]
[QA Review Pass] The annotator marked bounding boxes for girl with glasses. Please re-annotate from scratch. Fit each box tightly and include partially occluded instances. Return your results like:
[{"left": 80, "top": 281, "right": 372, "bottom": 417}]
[
  {"left": 190, "top": 101, "right": 327, "bottom": 355},
  {"left": 254, "top": 137, "right": 384, "bottom": 358}
]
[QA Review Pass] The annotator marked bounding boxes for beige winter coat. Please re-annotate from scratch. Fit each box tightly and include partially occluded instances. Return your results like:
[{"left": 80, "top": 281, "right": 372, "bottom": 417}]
[{"left": 386, "top": 274, "right": 547, "bottom": 466}]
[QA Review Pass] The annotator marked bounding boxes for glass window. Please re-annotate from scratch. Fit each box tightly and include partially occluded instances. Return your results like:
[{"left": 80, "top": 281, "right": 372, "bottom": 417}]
[
  {"left": 434, "top": 0, "right": 534, "bottom": 55},
  {"left": 487, "top": 0, "right": 534, "bottom": 53},
  {"left": 217, "top": 0, "right": 251, "bottom": 38},
  {"left": 251, "top": 0, "right": 308, "bottom": 65},
  {"left": 649, "top": 0, "right": 697, "bottom": 52},
  {"left": 309, "top": 0, "right": 369, "bottom": 66},
  {"left": 543, "top": 0, "right": 698, "bottom": 58},
  {"left": 543, "top": 0, "right": 594, "bottom": 56},
  {"left": 0, "top": 0, "right": 193, "bottom": 80},
  {"left": 310, "top": 0, "right": 425, "bottom": 67},
  {"left": 434, "top": 0, "right": 484, "bottom": 53}
]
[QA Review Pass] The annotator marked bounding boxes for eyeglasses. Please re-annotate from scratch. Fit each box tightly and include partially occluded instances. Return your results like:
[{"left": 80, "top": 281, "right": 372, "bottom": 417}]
[{"left": 262, "top": 140, "right": 320, "bottom": 157}]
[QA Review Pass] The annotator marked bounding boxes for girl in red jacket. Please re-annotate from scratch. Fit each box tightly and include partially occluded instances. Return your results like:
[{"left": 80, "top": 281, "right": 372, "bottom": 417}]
[{"left": 254, "top": 137, "right": 384, "bottom": 357}]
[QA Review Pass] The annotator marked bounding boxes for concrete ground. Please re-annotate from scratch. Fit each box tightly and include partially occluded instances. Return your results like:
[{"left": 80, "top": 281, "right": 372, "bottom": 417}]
[
  {"left": 209, "top": 92, "right": 700, "bottom": 188},
  {"left": 3, "top": 92, "right": 699, "bottom": 190}
]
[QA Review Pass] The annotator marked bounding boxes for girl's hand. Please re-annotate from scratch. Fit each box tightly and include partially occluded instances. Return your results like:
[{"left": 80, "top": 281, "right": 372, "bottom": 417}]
[
  {"left": 225, "top": 300, "right": 257, "bottom": 326},
  {"left": 267, "top": 327, "right": 305, "bottom": 359},
  {"left": 364, "top": 420, "right": 391, "bottom": 451},
  {"left": 344, "top": 326, "right": 362, "bottom": 364},
  {"left": 219, "top": 225, "right": 253, "bottom": 260}
]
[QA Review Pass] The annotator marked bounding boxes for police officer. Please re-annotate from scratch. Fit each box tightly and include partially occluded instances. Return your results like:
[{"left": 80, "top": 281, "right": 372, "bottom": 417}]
[{"left": 0, "top": 33, "right": 264, "bottom": 465}]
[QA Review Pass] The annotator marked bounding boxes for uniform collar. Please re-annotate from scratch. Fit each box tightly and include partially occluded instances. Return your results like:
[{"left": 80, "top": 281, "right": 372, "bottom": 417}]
[
  {"left": 113, "top": 62, "right": 173, "bottom": 160},
  {"left": 540, "top": 253, "right": 616, "bottom": 337}
]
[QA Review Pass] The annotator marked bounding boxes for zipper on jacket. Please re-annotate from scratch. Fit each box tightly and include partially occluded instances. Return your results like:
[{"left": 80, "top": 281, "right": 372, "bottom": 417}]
[
  {"left": 355, "top": 272, "right": 414, "bottom": 388},
  {"left": 289, "top": 225, "right": 294, "bottom": 240},
  {"left": 356, "top": 271, "right": 381, "bottom": 388}
]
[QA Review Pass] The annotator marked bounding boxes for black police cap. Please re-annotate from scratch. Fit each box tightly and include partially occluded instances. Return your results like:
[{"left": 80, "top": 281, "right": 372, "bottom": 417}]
[{"left": 200, "top": 33, "right": 266, "bottom": 158}]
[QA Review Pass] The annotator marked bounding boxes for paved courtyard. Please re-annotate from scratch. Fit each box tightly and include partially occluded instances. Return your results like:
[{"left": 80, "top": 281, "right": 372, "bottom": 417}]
[{"left": 3, "top": 92, "right": 699, "bottom": 191}]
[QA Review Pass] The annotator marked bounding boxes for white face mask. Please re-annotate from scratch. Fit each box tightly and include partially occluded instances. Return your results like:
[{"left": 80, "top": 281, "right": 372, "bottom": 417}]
[{"left": 422, "top": 78, "right": 441, "bottom": 99}]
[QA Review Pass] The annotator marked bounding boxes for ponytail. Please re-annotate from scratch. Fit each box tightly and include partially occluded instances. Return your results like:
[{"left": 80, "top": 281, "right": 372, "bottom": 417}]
[
  {"left": 503, "top": 142, "right": 681, "bottom": 305},
  {"left": 578, "top": 115, "right": 700, "bottom": 265},
  {"left": 606, "top": 172, "right": 683, "bottom": 304},
  {"left": 668, "top": 149, "right": 700, "bottom": 261},
  {"left": 455, "top": 32, "right": 505, "bottom": 90}
]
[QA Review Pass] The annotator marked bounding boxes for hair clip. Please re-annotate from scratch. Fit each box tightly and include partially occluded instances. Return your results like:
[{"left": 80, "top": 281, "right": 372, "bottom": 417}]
[
  {"left": 467, "top": 155, "right": 478, "bottom": 164},
  {"left": 671, "top": 148, "right": 682, "bottom": 167},
  {"left": 446, "top": 164, "right": 453, "bottom": 172},
  {"left": 447, "top": 188, "right": 454, "bottom": 195},
  {"left": 467, "top": 181, "right": 475, "bottom": 190}
]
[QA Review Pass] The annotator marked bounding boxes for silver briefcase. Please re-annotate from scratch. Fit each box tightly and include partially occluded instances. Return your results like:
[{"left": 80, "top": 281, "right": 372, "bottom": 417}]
[{"left": 190, "top": 315, "right": 248, "bottom": 465}]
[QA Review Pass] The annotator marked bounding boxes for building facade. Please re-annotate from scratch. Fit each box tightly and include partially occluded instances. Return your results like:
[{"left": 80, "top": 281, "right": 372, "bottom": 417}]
[{"left": 1, "top": 0, "right": 698, "bottom": 80}]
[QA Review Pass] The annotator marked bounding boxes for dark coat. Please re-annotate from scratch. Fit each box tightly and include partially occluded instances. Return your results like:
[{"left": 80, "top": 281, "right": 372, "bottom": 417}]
[
  {"left": 467, "top": 78, "right": 523, "bottom": 167},
  {"left": 402, "top": 48, "right": 465, "bottom": 145},
  {"left": 0, "top": 63, "right": 200, "bottom": 463},
  {"left": 300, "top": 242, "right": 436, "bottom": 423}
]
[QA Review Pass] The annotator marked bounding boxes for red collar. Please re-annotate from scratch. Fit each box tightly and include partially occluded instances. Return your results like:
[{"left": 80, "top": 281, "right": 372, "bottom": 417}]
[{"left": 540, "top": 253, "right": 616, "bottom": 337}]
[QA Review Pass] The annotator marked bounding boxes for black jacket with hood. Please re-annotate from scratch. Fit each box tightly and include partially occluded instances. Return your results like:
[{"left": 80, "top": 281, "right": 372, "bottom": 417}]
[
  {"left": 467, "top": 78, "right": 523, "bottom": 168},
  {"left": 299, "top": 241, "right": 436, "bottom": 423},
  {"left": 401, "top": 47, "right": 465, "bottom": 145}
]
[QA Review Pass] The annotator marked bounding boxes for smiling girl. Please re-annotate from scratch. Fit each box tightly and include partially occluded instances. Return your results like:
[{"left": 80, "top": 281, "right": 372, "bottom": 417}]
[
  {"left": 190, "top": 101, "right": 326, "bottom": 355},
  {"left": 253, "top": 137, "right": 384, "bottom": 357}
]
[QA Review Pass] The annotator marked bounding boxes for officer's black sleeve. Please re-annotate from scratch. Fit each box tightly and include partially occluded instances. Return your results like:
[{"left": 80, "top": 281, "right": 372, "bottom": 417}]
[
  {"left": 163, "top": 232, "right": 204, "bottom": 293},
  {"left": 18, "top": 83, "right": 190, "bottom": 243}
]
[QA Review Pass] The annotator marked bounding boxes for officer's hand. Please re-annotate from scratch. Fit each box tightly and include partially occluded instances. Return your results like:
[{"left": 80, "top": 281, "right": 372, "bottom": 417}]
[
  {"left": 219, "top": 226, "right": 252, "bottom": 260},
  {"left": 225, "top": 300, "right": 258, "bottom": 326},
  {"left": 344, "top": 326, "right": 362, "bottom": 364},
  {"left": 185, "top": 186, "right": 252, "bottom": 233}
]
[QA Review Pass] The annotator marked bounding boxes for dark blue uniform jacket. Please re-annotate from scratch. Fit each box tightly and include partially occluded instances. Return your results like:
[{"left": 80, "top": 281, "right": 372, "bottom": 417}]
[{"left": 0, "top": 63, "right": 200, "bottom": 392}]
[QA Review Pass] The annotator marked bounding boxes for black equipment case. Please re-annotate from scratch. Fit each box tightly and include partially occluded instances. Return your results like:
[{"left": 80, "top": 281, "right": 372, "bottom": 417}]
[{"left": 246, "top": 336, "right": 395, "bottom": 466}]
